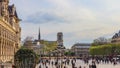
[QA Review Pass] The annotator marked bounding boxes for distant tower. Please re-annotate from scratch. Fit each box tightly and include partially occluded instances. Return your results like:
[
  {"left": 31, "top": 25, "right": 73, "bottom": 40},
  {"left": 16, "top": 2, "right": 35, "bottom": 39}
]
[
  {"left": 38, "top": 27, "right": 41, "bottom": 41},
  {"left": 57, "top": 32, "right": 63, "bottom": 46}
]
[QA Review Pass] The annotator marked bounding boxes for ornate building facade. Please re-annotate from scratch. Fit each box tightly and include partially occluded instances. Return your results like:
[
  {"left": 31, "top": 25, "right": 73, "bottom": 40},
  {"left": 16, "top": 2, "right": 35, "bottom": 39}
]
[
  {"left": 111, "top": 31, "right": 120, "bottom": 43},
  {"left": 0, "top": 0, "right": 21, "bottom": 63}
]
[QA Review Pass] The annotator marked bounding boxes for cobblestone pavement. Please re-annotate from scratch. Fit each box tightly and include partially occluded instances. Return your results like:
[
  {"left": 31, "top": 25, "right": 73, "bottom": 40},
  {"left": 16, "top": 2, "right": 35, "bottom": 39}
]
[{"left": 36, "top": 59, "right": 120, "bottom": 68}]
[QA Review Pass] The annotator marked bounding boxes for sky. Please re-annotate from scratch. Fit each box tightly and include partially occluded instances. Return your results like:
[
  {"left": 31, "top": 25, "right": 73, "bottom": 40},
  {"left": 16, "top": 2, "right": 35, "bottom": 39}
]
[{"left": 10, "top": 0, "right": 120, "bottom": 48}]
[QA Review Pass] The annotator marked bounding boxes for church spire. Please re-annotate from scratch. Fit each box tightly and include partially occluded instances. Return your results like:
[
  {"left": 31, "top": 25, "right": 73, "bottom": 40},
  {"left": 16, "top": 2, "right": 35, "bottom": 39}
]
[{"left": 38, "top": 27, "right": 41, "bottom": 41}]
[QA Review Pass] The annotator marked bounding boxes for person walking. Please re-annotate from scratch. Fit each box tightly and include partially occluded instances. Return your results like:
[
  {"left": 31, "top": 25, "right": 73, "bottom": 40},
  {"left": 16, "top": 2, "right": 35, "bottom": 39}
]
[
  {"left": 92, "top": 62, "right": 97, "bottom": 68},
  {"left": 79, "top": 66, "right": 82, "bottom": 68},
  {"left": 39, "top": 65, "right": 41, "bottom": 68}
]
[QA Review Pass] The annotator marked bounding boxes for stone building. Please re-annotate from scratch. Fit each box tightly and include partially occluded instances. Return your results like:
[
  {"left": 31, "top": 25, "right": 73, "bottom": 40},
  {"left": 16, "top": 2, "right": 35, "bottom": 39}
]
[
  {"left": 0, "top": 0, "right": 21, "bottom": 63},
  {"left": 55, "top": 32, "right": 65, "bottom": 56},
  {"left": 23, "top": 31, "right": 66, "bottom": 57},
  {"left": 71, "top": 43, "right": 91, "bottom": 57},
  {"left": 23, "top": 30, "right": 67, "bottom": 57},
  {"left": 111, "top": 31, "right": 120, "bottom": 43},
  {"left": 23, "top": 28, "right": 44, "bottom": 56},
  {"left": 57, "top": 32, "right": 65, "bottom": 49},
  {"left": 57, "top": 32, "right": 63, "bottom": 46}
]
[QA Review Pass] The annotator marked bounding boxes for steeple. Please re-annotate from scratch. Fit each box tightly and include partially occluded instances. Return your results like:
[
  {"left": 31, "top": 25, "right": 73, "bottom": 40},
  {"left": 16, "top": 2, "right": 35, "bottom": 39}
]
[{"left": 38, "top": 27, "right": 41, "bottom": 41}]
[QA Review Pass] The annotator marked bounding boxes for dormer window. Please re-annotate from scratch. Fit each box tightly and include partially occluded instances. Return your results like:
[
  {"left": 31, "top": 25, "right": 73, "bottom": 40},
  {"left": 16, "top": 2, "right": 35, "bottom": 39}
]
[{"left": 12, "top": 4, "right": 15, "bottom": 15}]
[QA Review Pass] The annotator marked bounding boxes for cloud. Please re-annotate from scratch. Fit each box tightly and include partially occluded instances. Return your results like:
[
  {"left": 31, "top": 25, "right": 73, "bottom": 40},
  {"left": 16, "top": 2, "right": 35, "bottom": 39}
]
[
  {"left": 24, "top": 11, "right": 66, "bottom": 24},
  {"left": 23, "top": 0, "right": 98, "bottom": 25}
]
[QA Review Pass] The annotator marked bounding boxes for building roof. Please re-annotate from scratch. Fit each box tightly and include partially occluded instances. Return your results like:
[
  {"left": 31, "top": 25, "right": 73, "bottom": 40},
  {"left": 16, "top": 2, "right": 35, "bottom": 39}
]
[
  {"left": 71, "top": 43, "right": 91, "bottom": 49},
  {"left": 8, "top": 5, "right": 19, "bottom": 19},
  {"left": 73, "top": 43, "right": 91, "bottom": 46}
]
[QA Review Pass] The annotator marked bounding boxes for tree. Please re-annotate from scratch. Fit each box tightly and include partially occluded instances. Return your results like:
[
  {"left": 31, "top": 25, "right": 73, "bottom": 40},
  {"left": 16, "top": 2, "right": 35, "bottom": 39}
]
[
  {"left": 64, "top": 51, "right": 75, "bottom": 57},
  {"left": 23, "top": 36, "right": 34, "bottom": 43},
  {"left": 90, "top": 43, "right": 120, "bottom": 56},
  {"left": 23, "top": 36, "right": 34, "bottom": 49},
  {"left": 41, "top": 40, "right": 57, "bottom": 56},
  {"left": 64, "top": 51, "right": 71, "bottom": 56},
  {"left": 92, "top": 37, "right": 108, "bottom": 46},
  {"left": 14, "top": 48, "right": 38, "bottom": 68}
]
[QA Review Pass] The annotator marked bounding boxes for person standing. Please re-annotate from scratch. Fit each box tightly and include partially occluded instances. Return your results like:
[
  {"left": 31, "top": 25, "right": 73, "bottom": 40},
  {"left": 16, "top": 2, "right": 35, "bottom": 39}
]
[{"left": 92, "top": 62, "right": 96, "bottom": 68}]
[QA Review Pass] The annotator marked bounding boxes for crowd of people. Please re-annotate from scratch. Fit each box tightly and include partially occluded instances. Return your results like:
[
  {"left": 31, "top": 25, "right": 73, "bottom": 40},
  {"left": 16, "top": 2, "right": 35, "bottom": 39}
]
[
  {"left": 37, "top": 56, "right": 120, "bottom": 68},
  {"left": 38, "top": 57, "right": 96, "bottom": 68}
]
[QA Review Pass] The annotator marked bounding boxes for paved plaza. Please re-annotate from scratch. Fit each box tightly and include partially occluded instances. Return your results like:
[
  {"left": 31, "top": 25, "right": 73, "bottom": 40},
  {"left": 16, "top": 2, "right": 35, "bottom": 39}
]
[{"left": 36, "top": 59, "right": 120, "bottom": 68}]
